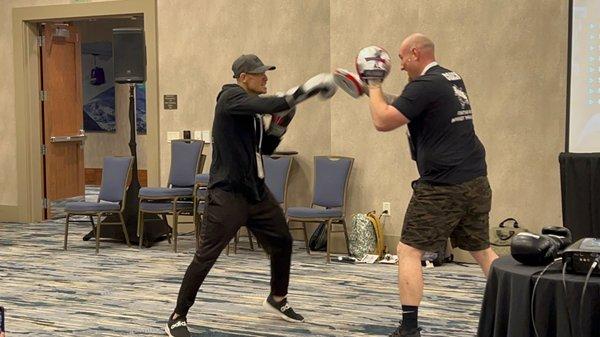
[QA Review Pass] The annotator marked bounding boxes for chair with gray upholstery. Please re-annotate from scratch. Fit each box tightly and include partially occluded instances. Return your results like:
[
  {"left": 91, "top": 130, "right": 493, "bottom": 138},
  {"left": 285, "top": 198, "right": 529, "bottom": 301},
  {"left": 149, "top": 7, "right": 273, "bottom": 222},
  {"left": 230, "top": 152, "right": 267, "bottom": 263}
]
[
  {"left": 137, "top": 139, "right": 204, "bottom": 252},
  {"left": 228, "top": 155, "right": 294, "bottom": 254},
  {"left": 286, "top": 156, "right": 353, "bottom": 263},
  {"left": 264, "top": 155, "right": 293, "bottom": 209},
  {"left": 227, "top": 155, "right": 294, "bottom": 253},
  {"left": 64, "top": 156, "right": 133, "bottom": 254}
]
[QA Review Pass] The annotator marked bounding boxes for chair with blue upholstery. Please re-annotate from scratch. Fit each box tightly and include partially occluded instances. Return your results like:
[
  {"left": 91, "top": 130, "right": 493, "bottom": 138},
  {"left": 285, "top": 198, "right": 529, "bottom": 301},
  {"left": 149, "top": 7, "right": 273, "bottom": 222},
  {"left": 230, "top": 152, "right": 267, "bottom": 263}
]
[
  {"left": 229, "top": 155, "right": 294, "bottom": 254},
  {"left": 286, "top": 156, "right": 353, "bottom": 263},
  {"left": 64, "top": 156, "right": 133, "bottom": 254},
  {"left": 263, "top": 155, "right": 293, "bottom": 209},
  {"left": 192, "top": 155, "right": 295, "bottom": 254},
  {"left": 261, "top": 155, "right": 294, "bottom": 249},
  {"left": 137, "top": 139, "right": 204, "bottom": 252}
]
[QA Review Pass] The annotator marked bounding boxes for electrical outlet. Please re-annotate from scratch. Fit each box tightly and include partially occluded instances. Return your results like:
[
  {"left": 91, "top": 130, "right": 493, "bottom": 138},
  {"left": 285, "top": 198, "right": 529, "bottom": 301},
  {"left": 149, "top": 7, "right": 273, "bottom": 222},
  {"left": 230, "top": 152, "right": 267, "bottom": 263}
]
[{"left": 382, "top": 202, "right": 391, "bottom": 216}]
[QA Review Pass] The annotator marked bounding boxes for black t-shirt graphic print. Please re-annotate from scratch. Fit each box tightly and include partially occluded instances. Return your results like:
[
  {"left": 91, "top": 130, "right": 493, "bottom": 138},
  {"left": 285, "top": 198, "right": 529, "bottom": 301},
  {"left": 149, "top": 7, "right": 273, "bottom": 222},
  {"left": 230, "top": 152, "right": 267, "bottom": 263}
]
[{"left": 392, "top": 65, "right": 487, "bottom": 184}]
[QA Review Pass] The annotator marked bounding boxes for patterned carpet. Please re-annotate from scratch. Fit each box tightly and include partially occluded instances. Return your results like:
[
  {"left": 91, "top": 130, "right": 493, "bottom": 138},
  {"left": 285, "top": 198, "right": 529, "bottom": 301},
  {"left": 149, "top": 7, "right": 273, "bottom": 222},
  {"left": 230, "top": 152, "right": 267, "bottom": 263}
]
[
  {"left": 49, "top": 186, "right": 100, "bottom": 219},
  {"left": 0, "top": 220, "right": 486, "bottom": 337}
]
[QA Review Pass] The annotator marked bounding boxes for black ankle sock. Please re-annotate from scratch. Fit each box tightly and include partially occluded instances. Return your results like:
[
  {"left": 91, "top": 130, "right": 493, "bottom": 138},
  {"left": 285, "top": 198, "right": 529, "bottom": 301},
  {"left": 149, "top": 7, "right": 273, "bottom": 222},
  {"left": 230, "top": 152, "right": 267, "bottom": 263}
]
[{"left": 401, "top": 305, "right": 419, "bottom": 329}]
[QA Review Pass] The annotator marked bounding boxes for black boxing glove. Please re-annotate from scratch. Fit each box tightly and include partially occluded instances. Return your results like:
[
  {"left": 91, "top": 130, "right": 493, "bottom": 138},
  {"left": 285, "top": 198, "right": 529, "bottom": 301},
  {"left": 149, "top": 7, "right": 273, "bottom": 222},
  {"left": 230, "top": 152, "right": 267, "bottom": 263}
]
[
  {"left": 541, "top": 226, "right": 572, "bottom": 252},
  {"left": 511, "top": 232, "right": 560, "bottom": 266},
  {"left": 541, "top": 226, "right": 573, "bottom": 242}
]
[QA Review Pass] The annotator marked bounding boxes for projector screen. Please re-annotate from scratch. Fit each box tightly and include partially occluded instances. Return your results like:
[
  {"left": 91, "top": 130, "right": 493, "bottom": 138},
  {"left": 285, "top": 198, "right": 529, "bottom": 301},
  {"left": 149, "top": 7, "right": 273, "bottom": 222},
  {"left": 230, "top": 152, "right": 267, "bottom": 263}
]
[{"left": 568, "top": 0, "right": 600, "bottom": 152}]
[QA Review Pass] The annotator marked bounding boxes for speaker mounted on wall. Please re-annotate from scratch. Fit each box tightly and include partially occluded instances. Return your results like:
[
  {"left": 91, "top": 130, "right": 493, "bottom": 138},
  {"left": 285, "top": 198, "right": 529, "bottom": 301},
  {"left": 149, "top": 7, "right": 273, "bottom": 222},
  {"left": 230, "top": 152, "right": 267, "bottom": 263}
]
[{"left": 113, "top": 27, "right": 146, "bottom": 84}]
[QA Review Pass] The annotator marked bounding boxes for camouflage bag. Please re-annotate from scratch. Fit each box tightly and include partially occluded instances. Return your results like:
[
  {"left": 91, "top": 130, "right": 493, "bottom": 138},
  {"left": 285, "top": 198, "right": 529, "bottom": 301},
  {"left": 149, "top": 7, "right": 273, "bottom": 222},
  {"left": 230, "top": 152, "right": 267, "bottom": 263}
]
[{"left": 349, "top": 211, "right": 385, "bottom": 260}]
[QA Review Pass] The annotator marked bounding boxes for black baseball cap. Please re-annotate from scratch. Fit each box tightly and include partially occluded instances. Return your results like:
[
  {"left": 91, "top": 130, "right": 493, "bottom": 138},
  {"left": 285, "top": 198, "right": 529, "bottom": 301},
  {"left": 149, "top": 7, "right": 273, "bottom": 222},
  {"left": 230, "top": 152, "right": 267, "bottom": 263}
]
[{"left": 232, "top": 54, "right": 276, "bottom": 78}]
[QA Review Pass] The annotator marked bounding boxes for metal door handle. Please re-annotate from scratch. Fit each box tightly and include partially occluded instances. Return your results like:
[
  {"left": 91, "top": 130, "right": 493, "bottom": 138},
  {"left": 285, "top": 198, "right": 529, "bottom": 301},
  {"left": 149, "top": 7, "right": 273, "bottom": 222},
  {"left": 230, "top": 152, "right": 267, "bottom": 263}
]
[{"left": 50, "top": 134, "right": 87, "bottom": 143}]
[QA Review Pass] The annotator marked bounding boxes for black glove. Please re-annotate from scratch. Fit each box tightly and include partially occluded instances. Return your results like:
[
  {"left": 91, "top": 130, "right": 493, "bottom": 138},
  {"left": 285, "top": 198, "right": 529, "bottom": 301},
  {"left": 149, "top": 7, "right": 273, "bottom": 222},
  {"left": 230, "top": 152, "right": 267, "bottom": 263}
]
[
  {"left": 511, "top": 232, "right": 560, "bottom": 266},
  {"left": 541, "top": 226, "right": 573, "bottom": 243}
]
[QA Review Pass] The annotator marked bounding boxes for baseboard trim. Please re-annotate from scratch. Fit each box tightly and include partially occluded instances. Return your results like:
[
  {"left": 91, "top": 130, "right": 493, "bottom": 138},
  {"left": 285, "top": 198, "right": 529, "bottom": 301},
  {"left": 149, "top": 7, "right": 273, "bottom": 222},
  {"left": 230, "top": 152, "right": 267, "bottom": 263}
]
[{"left": 0, "top": 205, "right": 21, "bottom": 222}]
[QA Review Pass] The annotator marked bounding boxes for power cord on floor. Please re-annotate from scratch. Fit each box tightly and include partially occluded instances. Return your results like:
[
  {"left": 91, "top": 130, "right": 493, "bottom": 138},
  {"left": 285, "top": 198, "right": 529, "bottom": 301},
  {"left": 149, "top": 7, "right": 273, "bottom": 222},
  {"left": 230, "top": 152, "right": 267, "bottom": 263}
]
[{"left": 531, "top": 258, "right": 562, "bottom": 337}]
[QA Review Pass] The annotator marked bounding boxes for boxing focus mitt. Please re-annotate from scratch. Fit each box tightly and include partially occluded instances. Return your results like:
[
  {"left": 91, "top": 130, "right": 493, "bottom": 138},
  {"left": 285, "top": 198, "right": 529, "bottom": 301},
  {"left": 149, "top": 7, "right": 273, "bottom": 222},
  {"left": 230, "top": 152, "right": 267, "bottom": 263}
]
[
  {"left": 356, "top": 45, "right": 392, "bottom": 84},
  {"left": 333, "top": 68, "right": 367, "bottom": 98}
]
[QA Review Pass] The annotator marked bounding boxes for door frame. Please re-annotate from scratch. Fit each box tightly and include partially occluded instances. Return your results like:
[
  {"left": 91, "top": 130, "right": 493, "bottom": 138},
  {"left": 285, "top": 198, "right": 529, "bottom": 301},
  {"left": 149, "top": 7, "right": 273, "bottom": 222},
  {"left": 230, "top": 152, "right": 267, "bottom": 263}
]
[{"left": 11, "top": 0, "right": 159, "bottom": 223}]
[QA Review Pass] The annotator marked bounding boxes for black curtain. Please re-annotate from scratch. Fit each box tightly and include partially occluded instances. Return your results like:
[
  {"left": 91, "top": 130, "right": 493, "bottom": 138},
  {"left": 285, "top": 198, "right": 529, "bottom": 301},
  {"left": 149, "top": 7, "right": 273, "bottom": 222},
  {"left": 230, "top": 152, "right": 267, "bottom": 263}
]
[{"left": 559, "top": 152, "right": 600, "bottom": 240}]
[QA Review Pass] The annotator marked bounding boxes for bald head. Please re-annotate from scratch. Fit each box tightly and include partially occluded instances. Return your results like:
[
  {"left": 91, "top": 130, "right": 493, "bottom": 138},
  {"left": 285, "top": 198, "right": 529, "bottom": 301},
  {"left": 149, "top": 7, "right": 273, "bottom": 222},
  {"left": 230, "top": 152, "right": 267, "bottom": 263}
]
[
  {"left": 400, "top": 33, "right": 435, "bottom": 59},
  {"left": 398, "top": 33, "right": 436, "bottom": 80}
]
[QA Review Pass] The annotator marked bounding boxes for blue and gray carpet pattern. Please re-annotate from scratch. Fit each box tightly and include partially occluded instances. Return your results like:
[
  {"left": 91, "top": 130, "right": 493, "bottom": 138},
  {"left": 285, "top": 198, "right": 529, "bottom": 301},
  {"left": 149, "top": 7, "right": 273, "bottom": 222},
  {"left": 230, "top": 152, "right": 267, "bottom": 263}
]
[
  {"left": 0, "top": 220, "right": 486, "bottom": 336},
  {"left": 49, "top": 186, "right": 100, "bottom": 219}
]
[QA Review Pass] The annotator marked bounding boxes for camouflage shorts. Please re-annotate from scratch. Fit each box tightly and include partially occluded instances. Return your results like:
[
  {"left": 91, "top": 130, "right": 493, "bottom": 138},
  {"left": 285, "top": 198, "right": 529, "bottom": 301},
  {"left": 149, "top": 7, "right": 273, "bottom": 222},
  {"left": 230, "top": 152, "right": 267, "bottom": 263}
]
[{"left": 401, "top": 176, "right": 492, "bottom": 252}]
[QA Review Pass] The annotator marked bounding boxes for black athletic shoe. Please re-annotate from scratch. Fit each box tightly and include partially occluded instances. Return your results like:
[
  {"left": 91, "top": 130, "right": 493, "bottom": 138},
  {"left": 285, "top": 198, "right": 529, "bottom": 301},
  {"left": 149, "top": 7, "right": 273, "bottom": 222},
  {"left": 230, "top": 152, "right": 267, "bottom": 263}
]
[
  {"left": 389, "top": 323, "right": 422, "bottom": 337},
  {"left": 165, "top": 313, "right": 190, "bottom": 337},
  {"left": 262, "top": 294, "right": 305, "bottom": 323}
]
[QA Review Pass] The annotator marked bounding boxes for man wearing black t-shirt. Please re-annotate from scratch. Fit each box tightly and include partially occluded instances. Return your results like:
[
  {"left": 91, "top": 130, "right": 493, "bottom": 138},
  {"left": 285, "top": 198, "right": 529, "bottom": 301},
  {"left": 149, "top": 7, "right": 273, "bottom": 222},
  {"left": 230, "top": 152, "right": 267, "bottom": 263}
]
[
  {"left": 164, "top": 54, "right": 336, "bottom": 337},
  {"left": 363, "top": 34, "right": 499, "bottom": 337}
]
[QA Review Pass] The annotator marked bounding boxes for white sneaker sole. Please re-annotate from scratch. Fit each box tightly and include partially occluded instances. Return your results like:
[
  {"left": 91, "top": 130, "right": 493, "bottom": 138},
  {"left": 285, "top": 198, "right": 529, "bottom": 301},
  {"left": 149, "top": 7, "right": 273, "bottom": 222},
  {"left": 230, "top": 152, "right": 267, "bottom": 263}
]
[
  {"left": 164, "top": 323, "right": 173, "bottom": 337},
  {"left": 262, "top": 299, "right": 305, "bottom": 323}
]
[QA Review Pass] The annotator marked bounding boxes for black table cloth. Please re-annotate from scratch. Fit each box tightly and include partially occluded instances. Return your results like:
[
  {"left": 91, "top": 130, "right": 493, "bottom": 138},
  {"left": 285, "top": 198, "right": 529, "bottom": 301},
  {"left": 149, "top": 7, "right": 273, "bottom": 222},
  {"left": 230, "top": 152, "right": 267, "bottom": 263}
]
[{"left": 478, "top": 256, "right": 600, "bottom": 337}]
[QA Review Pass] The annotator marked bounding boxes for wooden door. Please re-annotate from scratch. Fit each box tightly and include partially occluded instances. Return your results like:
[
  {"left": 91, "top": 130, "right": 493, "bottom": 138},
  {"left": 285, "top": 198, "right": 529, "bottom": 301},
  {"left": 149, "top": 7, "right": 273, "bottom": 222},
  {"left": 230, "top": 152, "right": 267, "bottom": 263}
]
[{"left": 41, "top": 23, "right": 85, "bottom": 219}]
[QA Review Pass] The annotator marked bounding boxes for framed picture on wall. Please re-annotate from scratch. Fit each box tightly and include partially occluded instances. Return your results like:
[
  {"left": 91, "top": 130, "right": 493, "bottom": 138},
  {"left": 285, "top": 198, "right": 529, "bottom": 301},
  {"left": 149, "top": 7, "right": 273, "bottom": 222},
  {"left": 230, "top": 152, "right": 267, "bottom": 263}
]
[
  {"left": 82, "top": 41, "right": 116, "bottom": 132},
  {"left": 135, "top": 83, "right": 146, "bottom": 134}
]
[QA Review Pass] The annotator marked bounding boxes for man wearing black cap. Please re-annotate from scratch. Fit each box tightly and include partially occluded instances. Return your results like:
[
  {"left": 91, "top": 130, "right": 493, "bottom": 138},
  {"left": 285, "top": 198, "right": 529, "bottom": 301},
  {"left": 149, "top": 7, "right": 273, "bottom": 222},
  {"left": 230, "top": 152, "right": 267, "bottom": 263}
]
[{"left": 165, "top": 54, "right": 336, "bottom": 337}]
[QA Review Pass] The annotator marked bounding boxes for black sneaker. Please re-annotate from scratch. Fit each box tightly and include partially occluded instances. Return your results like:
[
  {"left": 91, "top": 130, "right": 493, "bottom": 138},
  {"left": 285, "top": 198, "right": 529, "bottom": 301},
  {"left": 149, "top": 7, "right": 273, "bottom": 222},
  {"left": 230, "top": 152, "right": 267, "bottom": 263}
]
[
  {"left": 165, "top": 313, "right": 190, "bottom": 337},
  {"left": 262, "top": 294, "right": 305, "bottom": 323},
  {"left": 390, "top": 323, "right": 422, "bottom": 337}
]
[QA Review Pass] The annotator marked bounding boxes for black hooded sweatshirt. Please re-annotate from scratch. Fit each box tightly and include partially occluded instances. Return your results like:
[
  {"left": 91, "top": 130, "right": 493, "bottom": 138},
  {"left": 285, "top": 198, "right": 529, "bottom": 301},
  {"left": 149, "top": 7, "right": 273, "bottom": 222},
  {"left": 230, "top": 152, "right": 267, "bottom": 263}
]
[{"left": 208, "top": 84, "right": 291, "bottom": 202}]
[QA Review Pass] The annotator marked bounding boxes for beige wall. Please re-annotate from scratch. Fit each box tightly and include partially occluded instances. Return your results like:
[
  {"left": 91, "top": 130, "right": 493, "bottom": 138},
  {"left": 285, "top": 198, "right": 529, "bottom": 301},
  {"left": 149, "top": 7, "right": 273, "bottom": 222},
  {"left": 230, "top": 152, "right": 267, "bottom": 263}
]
[
  {"left": 0, "top": 0, "right": 123, "bottom": 207},
  {"left": 75, "top": 18, "right": 148, "bottom": 170},
  {"left": 0, "top": 0, "right": 64, "bottom": 206},
  {"left": 156, "top": 0, "right": 331, "bottom": 207},
  {"left": 3, "top": 0, "right": 568, "bottom": 257},
  {"left": 330, "top": 1, "right": 567, "bottom": 256}
]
